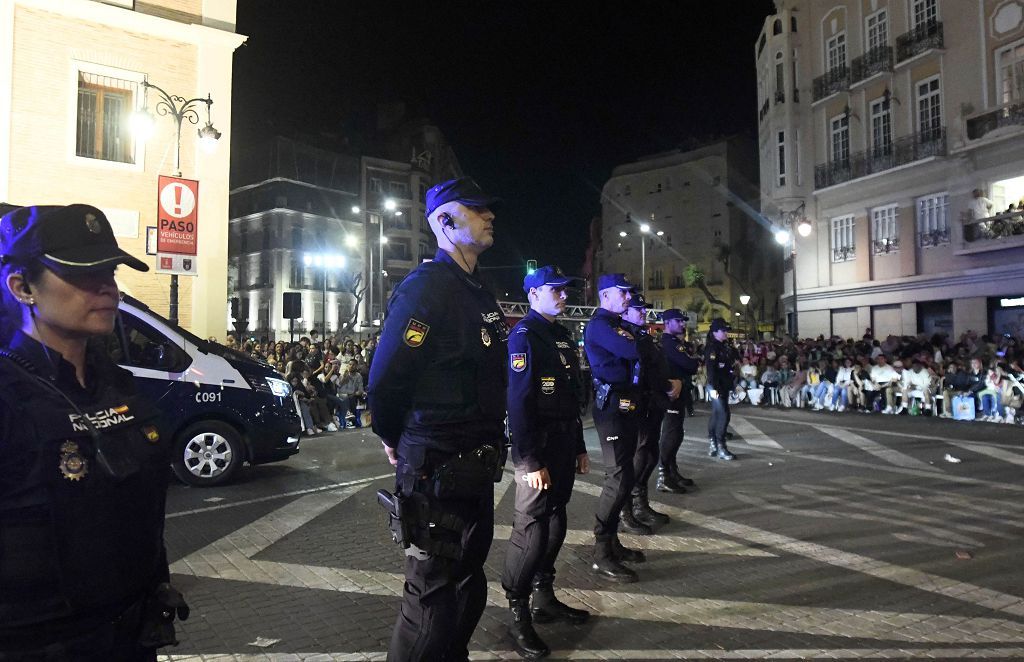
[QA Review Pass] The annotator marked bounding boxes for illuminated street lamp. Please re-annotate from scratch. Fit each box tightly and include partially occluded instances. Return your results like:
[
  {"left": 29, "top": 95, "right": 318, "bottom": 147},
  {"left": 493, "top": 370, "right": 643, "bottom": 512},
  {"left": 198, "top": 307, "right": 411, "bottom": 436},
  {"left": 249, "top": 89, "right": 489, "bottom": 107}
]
[
  {"left": 303, "top": 252, "right": 347, "bottom": 334},
  {"left": 773, "top": 202, "right": 812, "bottom": 338},
  {"left": 133, "top": 77, "right": 221, "bottom": 326},
  {"left": 357, "top": 197, "right": 398, "bottom": 327}
]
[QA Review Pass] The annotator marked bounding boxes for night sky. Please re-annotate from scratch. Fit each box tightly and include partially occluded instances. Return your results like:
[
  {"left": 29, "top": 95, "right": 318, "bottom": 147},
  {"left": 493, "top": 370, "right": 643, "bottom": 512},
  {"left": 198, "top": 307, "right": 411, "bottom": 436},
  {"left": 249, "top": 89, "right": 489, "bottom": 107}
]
[{"left": 232, "top": 1, "right": 776, "bottom": 296}]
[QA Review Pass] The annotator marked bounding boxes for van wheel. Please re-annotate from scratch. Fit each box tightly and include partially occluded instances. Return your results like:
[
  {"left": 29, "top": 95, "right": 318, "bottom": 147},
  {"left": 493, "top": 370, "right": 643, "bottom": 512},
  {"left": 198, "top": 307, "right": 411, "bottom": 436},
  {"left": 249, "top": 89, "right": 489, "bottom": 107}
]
[{"left": 172, "top": 421, "right": 244, "bottom": 487}]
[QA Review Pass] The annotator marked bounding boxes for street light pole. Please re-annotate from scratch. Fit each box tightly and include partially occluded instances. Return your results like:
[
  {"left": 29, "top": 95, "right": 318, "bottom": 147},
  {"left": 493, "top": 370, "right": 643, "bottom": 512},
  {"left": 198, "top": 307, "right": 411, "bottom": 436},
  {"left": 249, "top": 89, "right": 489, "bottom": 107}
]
[
  {"left": 774, "top": 202, "right": 811, "bottom": 339},
  {"left": 136, "top": 78, "right": 220, "bottom": 327}
]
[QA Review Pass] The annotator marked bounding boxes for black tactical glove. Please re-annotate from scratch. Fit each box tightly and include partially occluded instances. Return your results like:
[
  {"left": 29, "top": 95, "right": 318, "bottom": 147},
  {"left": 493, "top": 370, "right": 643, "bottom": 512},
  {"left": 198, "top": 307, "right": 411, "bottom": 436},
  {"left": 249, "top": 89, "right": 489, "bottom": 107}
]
[{"left": 138, "top": 582, "right": 190, "bottom": 648}]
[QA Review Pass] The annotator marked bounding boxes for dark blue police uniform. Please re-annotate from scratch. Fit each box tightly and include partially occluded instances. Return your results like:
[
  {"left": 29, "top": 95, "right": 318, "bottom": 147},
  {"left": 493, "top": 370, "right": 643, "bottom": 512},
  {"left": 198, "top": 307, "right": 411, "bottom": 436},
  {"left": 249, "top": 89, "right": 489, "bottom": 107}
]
[
  {"left": 583, "top": 274, "right": 650, "bottom": 582},
  {"left": 620, "top": 303, "right": 673, "bottom": 532},
  {"left": 658, "top": 311, "right": 698, "bottom": 492},
  {"left": 0, "top": 333, "right": 173, "bottom": 660},
  {"left": 0, "top": 203, "right": 184, "bottom": 661},
  {"left": 705, "top": 318, "right": 737, "bottom": 461},
  {"left": 368, "top": 177, "right": 507, "bottom": 662}
]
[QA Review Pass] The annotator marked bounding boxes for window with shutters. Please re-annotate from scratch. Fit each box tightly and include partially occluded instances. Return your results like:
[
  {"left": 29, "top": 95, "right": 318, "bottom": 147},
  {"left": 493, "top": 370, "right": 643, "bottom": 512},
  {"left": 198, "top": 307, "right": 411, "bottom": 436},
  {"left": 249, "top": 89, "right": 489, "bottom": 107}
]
[
  {"left": 916, "top": 193, "right": 949, "bottom": 247},
  {"left": 871, "top": 204, "right": 899, "bottom": 254},
  {"left": 831, "top": 215, "right": 856, "bottom": 262},
  {"left": 75, "top": 70, "right": 141, "bottom": 165}
]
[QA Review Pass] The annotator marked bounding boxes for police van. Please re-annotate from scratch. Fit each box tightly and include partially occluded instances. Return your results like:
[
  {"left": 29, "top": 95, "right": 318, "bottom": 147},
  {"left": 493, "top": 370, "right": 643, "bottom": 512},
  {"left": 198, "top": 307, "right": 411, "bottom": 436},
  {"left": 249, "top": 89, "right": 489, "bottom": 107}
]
[{"left": 104, "top": 295, "right": 301, "bottom": 486}]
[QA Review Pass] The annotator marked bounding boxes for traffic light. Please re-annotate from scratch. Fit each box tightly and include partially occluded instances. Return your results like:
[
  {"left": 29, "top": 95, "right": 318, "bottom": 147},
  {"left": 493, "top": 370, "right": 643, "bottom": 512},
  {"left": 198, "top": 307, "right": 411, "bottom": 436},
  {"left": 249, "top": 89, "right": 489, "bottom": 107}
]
[
  {"left": 229, "top": 297, "right": 240, "bottom": 321},
  {"left": 526, "top": 259, "right": 537, "bottom": 275}
]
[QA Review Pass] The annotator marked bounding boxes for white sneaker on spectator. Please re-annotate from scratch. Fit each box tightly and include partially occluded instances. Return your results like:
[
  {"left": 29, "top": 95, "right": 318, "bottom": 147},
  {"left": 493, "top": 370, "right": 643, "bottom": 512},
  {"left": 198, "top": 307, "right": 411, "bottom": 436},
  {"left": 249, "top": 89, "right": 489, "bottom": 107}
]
[
  {"left": 305, "top": 429, "right": 316, "bottom": 436},
  {"left": 895, "top": 405, "right": 905, "bottom": 415},
  {"left": 882, "top": 407, "right": 893, "bottom": 414},
  {"left": 813, "top": 404, "right": 823, "bottom": 411},
  {"left": 837, "top": 404, "right": 845, "bottom": 412},
  {"left": 326, "top": 423, "right": 338, "bottom": 432}
]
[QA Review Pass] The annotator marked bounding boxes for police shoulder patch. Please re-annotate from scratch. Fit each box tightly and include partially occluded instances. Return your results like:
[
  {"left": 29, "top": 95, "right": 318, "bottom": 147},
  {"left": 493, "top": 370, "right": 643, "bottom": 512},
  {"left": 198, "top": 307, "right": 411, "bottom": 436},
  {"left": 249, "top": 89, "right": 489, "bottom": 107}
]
[
  {"left": 615, "top": 328, "right": 634, "bottom": 340},
  {"left": 511, "top": 353, "right": 527, "bottom": 372},
  {"left": 404, "top": 318, "right": 429, "bottom": 347}
]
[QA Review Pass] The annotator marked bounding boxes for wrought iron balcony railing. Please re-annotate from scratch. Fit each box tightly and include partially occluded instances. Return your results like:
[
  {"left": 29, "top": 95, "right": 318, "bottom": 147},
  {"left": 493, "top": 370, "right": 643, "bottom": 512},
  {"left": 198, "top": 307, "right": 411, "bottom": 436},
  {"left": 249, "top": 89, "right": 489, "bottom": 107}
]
[
  {"left": 812, "top": 65, "right": 849, "bottom": 101},
  {"left": 851, "top": 45, "right": 893, "bottom": 83},
  {"left": 832, "top": 246, "right": 856, "bottom": 262},
  {"left": 759, "top": 98, "right": 770, "bottom": 122},
  {"left": 962, "top": 209, "right": 1024, "bottom": 243},
  {"left": 814, "top": 127, "right": 946, "bottom": 189},
  {"left": 966, "top": 101, "right": 1024, "bottom": 141},
  {"left": 918, "top": 228, "right": 950, "bottom": 247},
  {"left": 774, "top": 89, "right": 785, "bottom": 104},
  {"left": 872, "top": 237, "right": 900, "bottom": 255},
  {"left": 896, "top": 21, "right": 943, "bottom": 62}
]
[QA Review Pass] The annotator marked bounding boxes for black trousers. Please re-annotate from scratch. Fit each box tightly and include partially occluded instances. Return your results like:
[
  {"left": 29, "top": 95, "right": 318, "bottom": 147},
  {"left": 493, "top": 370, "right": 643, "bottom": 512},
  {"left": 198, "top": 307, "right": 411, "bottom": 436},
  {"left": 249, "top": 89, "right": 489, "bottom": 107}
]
[
  {"left": 659, "top": 406, "right": 685, "bottom": 469},
  {"left": 0, "top": 602, "right": 156, "bottom": 662},
  {"left": 388, "top": 459, "right": 495, "bottom": 661},
  {"left": 632, "top": 405, "right": 663, "bottom": 495},
  {"left": 708, "top": 394, "right": 730, "bottom": 442},
  {"left": 591, "top": 402, "right": 639, "bottom": 538},
  {"left": 501, "top": 423, "right": 578, "bottom": 598}
]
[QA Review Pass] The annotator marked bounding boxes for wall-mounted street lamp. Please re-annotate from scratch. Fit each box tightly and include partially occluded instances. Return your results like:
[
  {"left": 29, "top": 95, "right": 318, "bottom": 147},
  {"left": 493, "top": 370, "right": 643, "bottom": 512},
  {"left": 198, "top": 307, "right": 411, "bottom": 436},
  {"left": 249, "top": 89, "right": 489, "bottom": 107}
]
[
  {"left": 133, "top": 78, "right": 221, "bottom": 326},
  {"left": 773, "top": 202, "right": 812, "bottom": 338},
  {"left": 353, "top": 198, "right": 397, "bottom": 327}
]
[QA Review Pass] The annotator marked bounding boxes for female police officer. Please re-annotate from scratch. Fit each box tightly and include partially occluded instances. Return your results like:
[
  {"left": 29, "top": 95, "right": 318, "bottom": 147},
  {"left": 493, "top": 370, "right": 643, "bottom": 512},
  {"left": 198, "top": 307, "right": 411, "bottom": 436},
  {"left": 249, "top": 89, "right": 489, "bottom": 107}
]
[{"left": 0, "top": 204, "right": 186, "bottom": 660}]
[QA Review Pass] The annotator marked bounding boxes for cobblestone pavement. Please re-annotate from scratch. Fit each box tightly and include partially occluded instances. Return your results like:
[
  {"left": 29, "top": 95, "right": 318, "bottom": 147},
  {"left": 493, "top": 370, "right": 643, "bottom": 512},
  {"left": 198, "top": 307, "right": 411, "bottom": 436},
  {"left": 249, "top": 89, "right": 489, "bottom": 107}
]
[{"left": 159, "top": 407, "right": 1024, "bottom": 660}]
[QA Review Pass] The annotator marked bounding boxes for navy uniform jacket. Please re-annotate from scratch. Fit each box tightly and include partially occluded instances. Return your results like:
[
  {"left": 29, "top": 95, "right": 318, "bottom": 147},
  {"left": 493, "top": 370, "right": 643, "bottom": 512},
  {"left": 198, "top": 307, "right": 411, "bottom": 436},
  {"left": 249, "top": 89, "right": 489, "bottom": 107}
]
[
  {"left": 507, "top": 310, "right": 586, "bottom": 472},
  {"left": 704, "top": 337, "right": 736, "bottom": 393},
  {"left": 622, "top": 320, "right": 672, "bottom": 409},
  {"left": 0, "top": 331, "right": 170, "bottom": 644},
  {"left": 662, "top": 334, "right": 699, "bottom": 381},
  {"left": 584, "top": 308, "right": 640, "bottom": 386},
  {"left": 368, "top": 250, "right": 508, "bottom": 466}
]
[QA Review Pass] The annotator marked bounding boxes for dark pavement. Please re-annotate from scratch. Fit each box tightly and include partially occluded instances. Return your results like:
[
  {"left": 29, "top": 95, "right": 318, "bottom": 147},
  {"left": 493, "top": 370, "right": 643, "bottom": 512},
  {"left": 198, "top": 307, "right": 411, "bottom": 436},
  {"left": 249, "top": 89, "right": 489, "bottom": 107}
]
[{"left": 159, "top": 405, "right": 1024, "bottom": 661}]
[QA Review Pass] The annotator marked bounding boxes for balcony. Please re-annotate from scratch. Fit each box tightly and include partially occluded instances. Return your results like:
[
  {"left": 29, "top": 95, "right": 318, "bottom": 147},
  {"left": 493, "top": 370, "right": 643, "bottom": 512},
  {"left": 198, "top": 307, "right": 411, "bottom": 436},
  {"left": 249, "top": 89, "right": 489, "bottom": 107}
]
[
  {"left": 774, "top": 89, "right": 785, "bottom": 105},
  {"left": 918, "top": 228, "right": 950, "bottom": 247},
  {"left": 832, "top": 246, "right": 856, "bottom": 262},
  {"left": 966, "top": 101, "right": 1024, "bottom": 141},
  {"left": 759, "top": 98, "right": 770, "bottom": 123},
  {"left": 896, "top": 21, "right": 943, "bottom": 63},
  {"left": 814, "top": 127, "right": 946, "bottom": 189},
  {"left": 813, "top": 65, "right": 849, "bottom": 102},
  {"left": 872, "top": 236, "right": 899, "bottom": 255},
  {"left": 957, "top": 209, "right": 1024, "bottom": 255},
  {"left": 851, "top": 45, "right": 893, "bottom": 84}
]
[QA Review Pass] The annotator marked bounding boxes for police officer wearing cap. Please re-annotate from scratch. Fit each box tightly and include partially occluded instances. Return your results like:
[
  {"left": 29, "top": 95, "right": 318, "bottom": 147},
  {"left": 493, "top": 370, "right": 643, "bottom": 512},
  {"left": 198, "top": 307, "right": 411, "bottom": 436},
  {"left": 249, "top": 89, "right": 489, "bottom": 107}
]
[
  {"left": 584, "top": 274, "right": 680, "bottom": 583},
  {"left": 368, "top": 177, "right": 508, "bottom": 661},
  {"left": 619, "top": 292, "right": 678, "bottom": 534},
  {"left": 501, "top": 265, "right": 590, "bottom": 659},
  {"left": 705, "top": 317, "right": 737, "bottom": 461},
  {"left": 657, "top": 309, "right": 698, "bottom": 493},
  {"left": 0, "top": 204, "right": 187, "bottom": 660}
]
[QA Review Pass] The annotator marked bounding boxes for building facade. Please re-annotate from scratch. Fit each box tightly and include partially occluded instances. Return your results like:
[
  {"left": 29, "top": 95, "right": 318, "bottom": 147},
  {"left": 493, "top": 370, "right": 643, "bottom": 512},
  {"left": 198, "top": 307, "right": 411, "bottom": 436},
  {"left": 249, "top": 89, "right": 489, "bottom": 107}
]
[
  {"left": 0, "top": 0, "right": 244, "bottom": 337},
  {"left": 596, "top": 137, "right": 781, "bottom": 334},
  {"left": 758, "top": 0, "right": 1024, "bottom": 341},
  {"left": 228, "top": 123, "right": 460, "bottom": 341}
]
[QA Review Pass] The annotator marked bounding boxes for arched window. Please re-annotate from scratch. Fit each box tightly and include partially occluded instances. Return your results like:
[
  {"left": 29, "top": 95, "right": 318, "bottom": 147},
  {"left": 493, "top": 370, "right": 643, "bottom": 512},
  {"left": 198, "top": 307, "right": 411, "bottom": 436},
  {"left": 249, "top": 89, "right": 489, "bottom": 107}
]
[{"left": 773, "top": 19, "right": 782, "bottom": 35}]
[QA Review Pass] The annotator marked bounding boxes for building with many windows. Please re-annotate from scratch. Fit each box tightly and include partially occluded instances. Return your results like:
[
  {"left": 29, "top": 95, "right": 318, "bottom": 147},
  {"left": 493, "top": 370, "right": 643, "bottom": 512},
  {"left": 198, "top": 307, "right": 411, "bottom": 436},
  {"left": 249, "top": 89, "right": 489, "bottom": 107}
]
[
  {"left": 595, "top": 137, "right": 781, "bottom": 334},
  {"left": 0, "top": 0, "right": 244, "bottom": 338},
  {"left": 757, "top": 0, "right": 1024, "bottom": 340},
  {"left": 228, "top": 122, "right": 460, "bottom": 340}
]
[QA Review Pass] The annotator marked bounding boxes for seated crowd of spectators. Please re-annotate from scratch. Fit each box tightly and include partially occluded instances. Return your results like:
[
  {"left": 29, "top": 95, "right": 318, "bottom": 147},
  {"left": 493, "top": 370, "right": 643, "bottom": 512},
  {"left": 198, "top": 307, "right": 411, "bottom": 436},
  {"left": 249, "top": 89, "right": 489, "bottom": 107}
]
[
  {"left": 222, "top": 332, "right": 379, "bottom": 436},
  {"left": 696, "top": 329, "right": 1024, "bottom": 424}
]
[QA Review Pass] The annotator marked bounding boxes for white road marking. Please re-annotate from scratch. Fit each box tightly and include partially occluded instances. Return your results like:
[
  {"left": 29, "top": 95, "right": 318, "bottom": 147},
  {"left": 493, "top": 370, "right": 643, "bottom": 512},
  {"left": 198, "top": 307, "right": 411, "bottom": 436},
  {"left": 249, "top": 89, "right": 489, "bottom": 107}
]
[
  {"left": 948, "top": 441, "right": 1024, "bottom": 467},
  {"left": 729, "top": 416, "right": 784, "bottom": 449},
  {"left": 492, "top": 524, "right": 777, "bottom": 556},
  {"left": 814, "top": 425, "right": 941, "bottom": 471}
]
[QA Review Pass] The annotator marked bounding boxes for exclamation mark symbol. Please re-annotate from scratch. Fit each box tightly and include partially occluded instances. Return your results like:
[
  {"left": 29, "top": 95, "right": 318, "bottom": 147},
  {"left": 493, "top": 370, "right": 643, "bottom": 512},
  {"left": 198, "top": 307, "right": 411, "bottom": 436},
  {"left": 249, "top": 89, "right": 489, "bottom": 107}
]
[{"left": 173, "top": 186, "right": 183, "bottom": 215}]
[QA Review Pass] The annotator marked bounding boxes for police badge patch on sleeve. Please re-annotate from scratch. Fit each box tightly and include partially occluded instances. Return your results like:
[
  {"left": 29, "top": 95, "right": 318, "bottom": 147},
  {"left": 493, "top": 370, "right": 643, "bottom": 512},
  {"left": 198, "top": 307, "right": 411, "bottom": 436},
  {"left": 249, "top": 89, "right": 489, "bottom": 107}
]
[
  {"left": 403, "top": 319, "right": 429, "bottom": 347},
  {"left": 511, "top": 353, "right": 527, "bottom": 372}
]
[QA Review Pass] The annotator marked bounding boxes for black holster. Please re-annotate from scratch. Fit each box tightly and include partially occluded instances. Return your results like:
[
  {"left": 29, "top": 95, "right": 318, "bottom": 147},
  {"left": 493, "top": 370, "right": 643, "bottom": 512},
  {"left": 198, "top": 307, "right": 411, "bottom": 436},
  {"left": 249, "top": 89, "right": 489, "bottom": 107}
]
[
  {"left": 593, "top": 380, "right": 611, "bottom": 410},
  {"left": 137, "top": 582, "right": 189, "bottom": 649}
]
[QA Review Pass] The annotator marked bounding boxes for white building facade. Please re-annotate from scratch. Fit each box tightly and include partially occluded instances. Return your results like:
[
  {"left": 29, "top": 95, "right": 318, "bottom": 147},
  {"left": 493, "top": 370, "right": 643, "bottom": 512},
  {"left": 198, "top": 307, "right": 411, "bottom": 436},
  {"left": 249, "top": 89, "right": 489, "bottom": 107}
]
[{"left": 758, "top": 0, "right": 1024, "bottom": 341}]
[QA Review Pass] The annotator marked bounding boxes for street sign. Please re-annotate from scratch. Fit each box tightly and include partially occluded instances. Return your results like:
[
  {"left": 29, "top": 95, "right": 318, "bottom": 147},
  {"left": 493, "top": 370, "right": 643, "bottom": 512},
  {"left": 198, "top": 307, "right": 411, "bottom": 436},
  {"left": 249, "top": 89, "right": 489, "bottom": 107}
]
[
  {"left": 156, "top": 253, "right": 197, "bottom": 276},
  {"left": 156, "top": 175, "right": 199, "bottom": 256}
]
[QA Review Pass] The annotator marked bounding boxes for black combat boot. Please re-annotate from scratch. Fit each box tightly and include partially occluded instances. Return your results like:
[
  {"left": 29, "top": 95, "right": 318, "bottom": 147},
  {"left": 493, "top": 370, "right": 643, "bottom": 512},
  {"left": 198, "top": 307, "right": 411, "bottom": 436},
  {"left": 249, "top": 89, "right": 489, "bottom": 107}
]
[
  {"left": 632, "top": 486, "right": 670, "bottom": 526},
  {"left": 708, "top": 437, "right": 719, "bottom": 457},
  {"left": 591, "top": 536, "right": 638, "bottom": 583},
  {"left": 612, "top": 534, "right": 647, "bottom": 563},
  {"left": 507, "top": 596, "right": 550, "bottom": 659},
  {"left": 656, "top": 466, "right": 687, "bottom": 494},
  {"left": 714, "top": 438, "right": 736, "bottom": 461},
  {"left": 619, "top": 497, "right": 653, "bottom": 535},
  {"left": 669, "top": 465, "right": 696, "bottom": 487},
  {"left": 530, "top": 572, "right": 589, "bottom": 625}
]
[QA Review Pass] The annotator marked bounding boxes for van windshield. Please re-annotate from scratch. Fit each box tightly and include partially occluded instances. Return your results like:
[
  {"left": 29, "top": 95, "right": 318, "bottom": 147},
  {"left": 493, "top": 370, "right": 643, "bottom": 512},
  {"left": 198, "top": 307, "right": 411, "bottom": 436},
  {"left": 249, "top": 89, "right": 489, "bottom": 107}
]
[{"left": 120, "top": 295, "right": 268, "bottom": 367}]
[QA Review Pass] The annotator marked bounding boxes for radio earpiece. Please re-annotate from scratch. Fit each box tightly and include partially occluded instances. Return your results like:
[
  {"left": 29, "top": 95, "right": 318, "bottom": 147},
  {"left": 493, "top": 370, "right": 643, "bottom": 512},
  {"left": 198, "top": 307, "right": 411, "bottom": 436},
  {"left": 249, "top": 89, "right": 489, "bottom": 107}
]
[{"left": 440, "top": 213, "right": 456, "bottom": 229}]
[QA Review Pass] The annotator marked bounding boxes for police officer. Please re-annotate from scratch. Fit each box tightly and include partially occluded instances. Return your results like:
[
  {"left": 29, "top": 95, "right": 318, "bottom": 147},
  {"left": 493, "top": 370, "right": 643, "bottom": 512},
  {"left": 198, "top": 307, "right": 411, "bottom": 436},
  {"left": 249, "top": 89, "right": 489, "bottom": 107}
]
[
  {"left": 705, "top": 317, "right": 737, "bottom": 461},
  {"left": 584, "top": 274, "right": 680, "bottom": 582},
  {"left": 368, "top": 177, "right": 508, "bottom": 661},
  {"left": 501, "top": 265, "right": 590, "bottom": 659},
  {"left": 619, "top": 293, "right": 677, "bottom": 533},
  {"left": 0, "top": 204, "right": 187, "bottom": 660},
  {"left": 657, "top": 309, "right": 698, "bottom": 493}
]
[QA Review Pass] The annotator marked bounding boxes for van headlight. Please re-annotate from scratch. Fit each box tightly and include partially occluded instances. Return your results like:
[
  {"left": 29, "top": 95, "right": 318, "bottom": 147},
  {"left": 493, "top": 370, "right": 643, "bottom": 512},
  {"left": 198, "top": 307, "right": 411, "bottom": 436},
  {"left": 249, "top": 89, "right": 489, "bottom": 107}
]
[{"left": 265, "top": 377, "right": 291, "bottom": 397}]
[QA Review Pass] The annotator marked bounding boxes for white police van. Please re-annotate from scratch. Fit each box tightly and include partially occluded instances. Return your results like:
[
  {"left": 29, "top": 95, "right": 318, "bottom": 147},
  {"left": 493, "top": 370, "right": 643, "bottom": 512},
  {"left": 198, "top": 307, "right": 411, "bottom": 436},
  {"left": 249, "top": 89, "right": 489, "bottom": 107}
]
[{"left": 105, "top": 295, "right": 301, "bottom": 486}]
